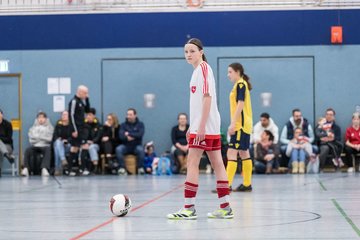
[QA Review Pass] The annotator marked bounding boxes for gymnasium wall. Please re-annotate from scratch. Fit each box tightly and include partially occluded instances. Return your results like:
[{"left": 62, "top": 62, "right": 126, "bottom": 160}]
[{"left": 0, "top": 9, "right": 359, "bottom": 155}]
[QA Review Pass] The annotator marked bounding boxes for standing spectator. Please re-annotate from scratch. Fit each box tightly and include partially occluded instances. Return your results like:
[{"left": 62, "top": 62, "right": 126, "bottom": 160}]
[
  {"left": 82, "top": 108, "right": 101, "bottom": 175},
  {"left": 171, "top": 113, "right": 189, "bottom": 174},
  {"left": 101, "top": 113, "right": 121, "bottom": 167},
  {"left": 344, "top": 112, "right": 360, "bottom": 172},
  {"left": 286, "top": 127, "right": 313, "bottom": 174},
  {"left": 0, "top": 109, "right": 15, "bottom": 177},
  {"left": 21, "top": 112, "right": 54, "bottom": 177},
  {"left": 53, "top": 111, "right": 72, "bottom": 176},
  {"left": 68, "top": 85, "right": 90, "bottom": 176},
  {"left": 254, "top": 130, "right": 280, "bottom": 174},
  {"left": 315, "top": 108, "right": 343, "bottom": 170},
  {"left": 116, "top": 108, "right": 145, "bottom": 175},
  {"left": 251, "top": 112, "right": 279, "bottom": 144},
  {"left": 280, "top": 109, "right": 315, "bottom": 166}
]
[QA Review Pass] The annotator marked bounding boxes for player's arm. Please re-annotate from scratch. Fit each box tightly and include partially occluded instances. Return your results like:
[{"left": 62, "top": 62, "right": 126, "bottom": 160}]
[
  {"left": 229, "top": 83, "right": 245, "bottom": 135},
  {"left": 197, "top": 94, "right": 211, "bottom": 141},
  {"left": 230, "top": 101, "right": 244, "bottom": 127},
  {"left": 197, "top": 63, "right": 211, "bottom": 141},
  {"left": 70, "top": 99, "right": 78, "bottom": 137},
  {"left": 84, "top": 97, "right": 91, "bottom": 113}
]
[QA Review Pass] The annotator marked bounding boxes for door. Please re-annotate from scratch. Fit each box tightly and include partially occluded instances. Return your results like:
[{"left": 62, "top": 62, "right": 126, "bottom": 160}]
[{"left": 102, "top": 58, "right": 190, "bottom": 154}]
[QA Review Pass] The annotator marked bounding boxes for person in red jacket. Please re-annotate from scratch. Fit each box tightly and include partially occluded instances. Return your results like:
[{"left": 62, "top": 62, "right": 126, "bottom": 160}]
[{"left": 344, "top": 112, "right": 360, "bottom": 172}]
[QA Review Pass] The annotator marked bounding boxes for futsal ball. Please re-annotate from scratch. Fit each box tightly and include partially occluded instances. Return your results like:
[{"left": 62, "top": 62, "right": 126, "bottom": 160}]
[{"left": 109, "top": 194, "right": 132, "bottom": 217}]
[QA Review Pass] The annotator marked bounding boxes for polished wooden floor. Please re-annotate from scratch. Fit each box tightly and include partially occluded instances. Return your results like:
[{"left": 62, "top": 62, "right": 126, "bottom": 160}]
[{"left": 0, "top": 172, "right": 359, "bottom": 239}]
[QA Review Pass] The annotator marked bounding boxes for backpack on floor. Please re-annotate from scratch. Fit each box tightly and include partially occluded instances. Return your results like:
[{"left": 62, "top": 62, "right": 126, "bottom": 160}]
[{"left": 306, "top": 155, "right": 319, "bottom": 174}]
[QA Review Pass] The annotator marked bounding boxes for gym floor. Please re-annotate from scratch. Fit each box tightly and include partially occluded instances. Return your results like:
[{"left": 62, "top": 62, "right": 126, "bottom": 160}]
[{"left": 0, "top": 173, "right": 359, "bottom": 239}]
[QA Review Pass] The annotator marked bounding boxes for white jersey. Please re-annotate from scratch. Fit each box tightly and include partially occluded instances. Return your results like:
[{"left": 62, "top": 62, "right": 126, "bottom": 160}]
[{"left": 189, "top": 61, "right": 221, "bottom": 136}]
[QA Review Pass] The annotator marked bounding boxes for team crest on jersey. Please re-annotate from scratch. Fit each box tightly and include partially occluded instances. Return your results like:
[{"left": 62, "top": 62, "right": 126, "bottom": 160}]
[{"left": 191, "top": 86, "right": 196, "bottom": 93}]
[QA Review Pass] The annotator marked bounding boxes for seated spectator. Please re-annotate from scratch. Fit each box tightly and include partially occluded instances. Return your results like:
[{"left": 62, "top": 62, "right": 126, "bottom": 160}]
[
  {"left": 80, "top": 108, "right": 101, "bottom": 175},
  {"left": 280, "top": 108, "right": 315, "bottom": 166},
  {"left": 254, "top": 130, "right": 279, "bottom": 174},
  {"left": 315, "top": 108, "right": 343, "bottom": 170},
  {"left": 144, "top": 141, "right": 156, "bottom": 174},
  {"left": 116, "top": 108, "right": 145, "bottom": 175},
  {"left": 100, "top": 113, "right": 121, "bottom": 167},
  {"left": 344, "top": 112, "right": 360, "bottom": 172},
  {"left": 286, "top": 127, "right": 313, "bottom": 174},
  {"left": 22, "top": 112, "right": 54, "bottom": 177},
  {"left": 251, "top": 112, "right": 279, "bottom": 144},
  {"left": 53, "top": 111, "right": 72, "bottom": 176},
  {"left": 171, "top": 113, "right": 189, "bottom": 174},
  {"left": 0, "top": 109, "right": 15, "bottom": 177}
]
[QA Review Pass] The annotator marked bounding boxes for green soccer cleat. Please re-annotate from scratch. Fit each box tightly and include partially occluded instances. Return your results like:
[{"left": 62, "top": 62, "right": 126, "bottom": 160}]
[
  {"left": 207, "top": 208, "right": 234, "bottom": 219},
  {"left": 167, "top": 208, "right": 197, "bottom": 220}
]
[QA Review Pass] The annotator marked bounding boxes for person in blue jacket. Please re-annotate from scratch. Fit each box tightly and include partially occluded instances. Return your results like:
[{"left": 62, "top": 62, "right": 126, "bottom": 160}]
[{"left": 115, "top": 108, "right": 145, "bottom": 175}]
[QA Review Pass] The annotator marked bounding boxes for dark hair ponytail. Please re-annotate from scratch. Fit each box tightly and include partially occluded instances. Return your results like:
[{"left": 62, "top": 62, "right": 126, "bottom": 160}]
[
  {"left": 228, "top": 62, "right": 252, "bottom": 90},
  {"left": 264, "top": 130, "right": 274, "bottom": 142},
  {"left": 186, "top": 38, "right": 207, "bottom": 62}
]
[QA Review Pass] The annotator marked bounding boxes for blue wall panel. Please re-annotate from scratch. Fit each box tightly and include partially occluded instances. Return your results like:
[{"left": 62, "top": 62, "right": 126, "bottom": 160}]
[
  {"left": 1, "top": 44, "right": 360, "bottom": 154},
  {"left": 102, "top": 58, "right": 189, "bottom": 151}
]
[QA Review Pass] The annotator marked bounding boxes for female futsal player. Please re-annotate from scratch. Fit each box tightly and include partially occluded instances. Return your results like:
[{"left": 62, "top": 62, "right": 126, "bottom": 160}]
[
  {"left": 167, "top": 38, "right": 233, "bottom": 220},
  {"left": 226, "top": 63, "right": 253, "bottom": 192}
]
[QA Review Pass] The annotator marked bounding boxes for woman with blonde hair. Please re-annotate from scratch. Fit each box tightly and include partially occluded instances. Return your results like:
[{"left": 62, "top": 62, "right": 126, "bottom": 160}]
[{"left": 101, "top": 113, "right": 121, "bottom": 164}]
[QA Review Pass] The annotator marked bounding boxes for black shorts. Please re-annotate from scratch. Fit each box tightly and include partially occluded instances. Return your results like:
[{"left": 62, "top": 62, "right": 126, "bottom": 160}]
[
  {"left": 228, "top": 129, "right": 250, "bottom": 150},
  {"left": 69, "top": 128, "right": 87, "bottom": 147}
]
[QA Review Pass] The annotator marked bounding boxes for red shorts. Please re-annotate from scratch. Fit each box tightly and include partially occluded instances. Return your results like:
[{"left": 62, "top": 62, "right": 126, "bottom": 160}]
[{"left": 188, "top": 134, "right": 221, "bottom": 151}]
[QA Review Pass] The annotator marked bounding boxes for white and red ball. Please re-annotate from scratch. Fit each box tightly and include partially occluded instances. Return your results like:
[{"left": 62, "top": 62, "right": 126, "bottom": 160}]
[{"left": 109, "top": 194, "right": 132, "bottom": 217}]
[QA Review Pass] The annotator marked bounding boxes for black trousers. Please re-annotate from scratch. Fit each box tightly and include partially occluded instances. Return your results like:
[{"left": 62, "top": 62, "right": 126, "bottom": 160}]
[
  {"left": 319, "top": 141, "right": 343, "bottom": 169},
  {"left": 24, "top": 146, "right": 51, "bottom": 171},
  {"left": 344, "top": 145, "right": 360, "bottom": 167}
]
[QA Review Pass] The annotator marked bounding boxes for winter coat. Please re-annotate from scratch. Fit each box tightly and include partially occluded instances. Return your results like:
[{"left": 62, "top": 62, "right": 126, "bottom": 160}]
[
  {"left": 256, "top": 142, "right": 280, "bottom": 161},
  {"left": 280, "top": 117, "right": 315, "bottom": 145},
  {"left": 0, "top": 119, "right": 13, "bottom": 148},
  {"left": 251, "top": 118, "right": 279, "bottom": 144},
  {"left": 28, "top": 118, "right": 54, "bottom": 147},
  {"left": 119, "top": 118, "right": 145, "bottom": 148},
  {"left": 52, "top": 120, "right": 72, "bottom": 142}
]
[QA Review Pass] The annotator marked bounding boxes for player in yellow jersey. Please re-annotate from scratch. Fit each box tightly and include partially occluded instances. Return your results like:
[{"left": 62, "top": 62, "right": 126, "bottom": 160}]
[{"left": 226, "top": 62, "right": 253, "bottom": 192}]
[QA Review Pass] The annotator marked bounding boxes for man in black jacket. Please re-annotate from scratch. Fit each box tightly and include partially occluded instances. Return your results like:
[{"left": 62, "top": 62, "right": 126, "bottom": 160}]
[
  {"left": 315, "top": 108, "right": 343, "bottom": 170},
  {"left": 67, "top": 85, "right": 90, "bottom": 176},
  {"left": 0, "top": 109, "right": 15, "bottom": 176},
  {"left": 116, "top": 108, "right": 145, "bottom": 175}
]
